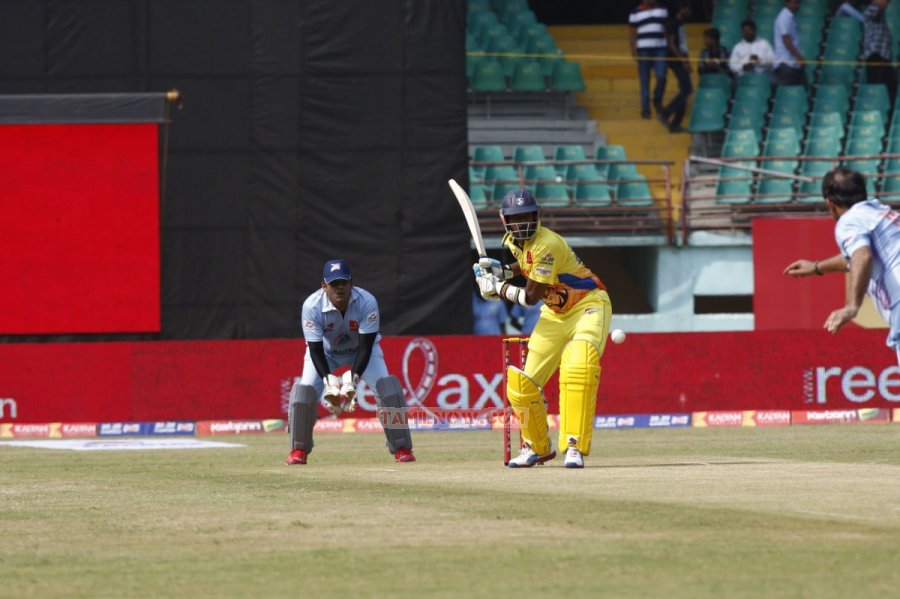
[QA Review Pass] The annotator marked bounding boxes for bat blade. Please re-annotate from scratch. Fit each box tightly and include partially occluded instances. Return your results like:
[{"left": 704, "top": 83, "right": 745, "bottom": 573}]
[{"left": 448, "top": 178, "right": 487, "bottom": 257}]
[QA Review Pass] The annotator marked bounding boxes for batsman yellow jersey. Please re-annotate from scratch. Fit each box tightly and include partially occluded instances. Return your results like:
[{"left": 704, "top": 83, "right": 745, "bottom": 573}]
[{"left": 502, "top": 224, "right": 606, "bottom": 314}]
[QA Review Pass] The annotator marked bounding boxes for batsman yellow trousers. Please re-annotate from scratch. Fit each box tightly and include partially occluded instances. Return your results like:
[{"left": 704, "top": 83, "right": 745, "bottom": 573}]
[{"left": 512, "top": 289, "right": 611, "bottom": 456}]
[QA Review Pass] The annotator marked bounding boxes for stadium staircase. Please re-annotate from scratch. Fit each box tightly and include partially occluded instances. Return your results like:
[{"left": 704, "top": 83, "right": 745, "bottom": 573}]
[{"left": 551, "top": 23, "right": 710, "bottom": 220}]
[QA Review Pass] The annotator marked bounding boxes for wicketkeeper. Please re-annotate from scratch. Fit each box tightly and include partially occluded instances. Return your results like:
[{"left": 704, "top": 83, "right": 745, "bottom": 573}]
[
  {"left": 474, "top": 189, "right": 612, "bottom": 468},
  {"left": 285, "top": 259, "right": 416, "bottom": 465}
]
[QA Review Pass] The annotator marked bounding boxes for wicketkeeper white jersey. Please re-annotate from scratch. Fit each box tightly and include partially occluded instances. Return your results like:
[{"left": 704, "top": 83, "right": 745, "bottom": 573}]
[
  {"left": 835, "top": 199, "right": 900, "bottom": 313},
  {"left": 301, "top": 286, "right": 380, "bottom": 357}
]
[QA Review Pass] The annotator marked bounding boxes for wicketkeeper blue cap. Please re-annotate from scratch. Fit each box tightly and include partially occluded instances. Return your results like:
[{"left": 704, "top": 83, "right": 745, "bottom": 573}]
[{"left": 323, "top": 259, "right": 352, "bottom": 283}]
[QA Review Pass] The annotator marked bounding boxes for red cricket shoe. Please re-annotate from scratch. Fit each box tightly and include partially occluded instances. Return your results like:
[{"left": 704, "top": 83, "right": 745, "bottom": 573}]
[
  {"left": 394, "top": 447, "right": 416, "bottom": 463},
  {"left": 285, "top": 449, "right": 307, "bottom": 465}
]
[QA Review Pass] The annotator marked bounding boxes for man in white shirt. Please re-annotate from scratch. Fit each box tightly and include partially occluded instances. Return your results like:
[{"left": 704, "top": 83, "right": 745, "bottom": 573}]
[
  {"left": 773, "top": 0, "right": 806, "bottom": 87},
  {"left": 729, "top": 20, "right": 775, "bottom": 76},
  {"left": 784, "top": 168, "right": 900, "bottom": 364}
]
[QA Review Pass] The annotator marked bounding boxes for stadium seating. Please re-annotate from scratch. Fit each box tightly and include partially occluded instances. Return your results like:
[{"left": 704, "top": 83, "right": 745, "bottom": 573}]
[
  {"left": 549, "top": 60, "right": 586, "bottom": 92},
  {"left": 510, "top": 61, "right": 546, "bottom": 92},
  {"left": 574, "top": 181, "right": 612, "bottom": 206},
  {"left": 534, "top": 181, "right": 571, "bottom": 207},
  {"left": 616, "top": 175, "right": 654, "bottom": 206},
  {"left": 512, "top": 145, "right": 545, "bottom": 163}
]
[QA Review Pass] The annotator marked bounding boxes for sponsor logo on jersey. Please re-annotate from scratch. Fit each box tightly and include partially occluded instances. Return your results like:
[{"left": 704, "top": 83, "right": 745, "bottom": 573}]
[
  {"left": 366, "top": 312, "right": 377, "bottom": 324},
  {"left": 526, "top": 251, "right": 533, "bottom": 264},
  {"left": 303, "top": 319, "right": 316, "bottom": 331},
  {"left": 534, "top": 266, "right": 552, "bottom": 276},
  {"left": 349, "top": 320, "right": 359, "bottom": 331},
  {"left": 324, "top": 323, "right": 333, "bottom": 332}
]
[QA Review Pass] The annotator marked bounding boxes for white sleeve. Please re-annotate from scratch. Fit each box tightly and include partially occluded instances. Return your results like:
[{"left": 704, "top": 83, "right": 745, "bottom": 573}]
[
  {"left": 301, "top": 300, "right": 324, "bottom": 342},
  {"left": 759, "top": 40, "right": 775, "bottom": 70},
  {"left": 836, "top": 215, "right": 872, "bottom": 260},
  {"left": 729, "top": 43, "right": 746, "bottom": 74},
  {"left": 358, "top": 295, "right": 380, "bottom": 334}
]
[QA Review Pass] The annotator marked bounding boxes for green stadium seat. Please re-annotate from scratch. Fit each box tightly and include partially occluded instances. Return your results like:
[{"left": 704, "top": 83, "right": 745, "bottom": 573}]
[
  {"left": 812, "top": 84, "right": 850, "bottom": 115},
  {"left": 466, "top": 33, "right": 481, "bottom": 53},
  {"left": 756, "top": 177, "right": 795, "bottom": 203},
  {"left": 726, "top": 112, "right": 765, "bottom": 140},
  {"left": 471, "top": 145, "right": 504, "bottom": 179},
  {"left": 715, "top": 169, "right": 753, "bottom": 204},
  {"left": 798, "top": 138, "right": 840, "bottom": 202},
  {"left": 470, "top": 61, "right": 507, "bottom": 92},
  {"left": 550, "top": 60, "right": 586, "bottom": 92},
  {"left": 539, "top": 53, "right": 564, "bottom": 77},
  {"left": 491, "top": 180, "right": 520, "bottom": 202},
  {"left": 554, "top": 144, "right": 586, "bottom": 163},
  {"left": 843, "top": 137, "right": 883, "bottom": 190},
  {"left": 827, "top": 16, "right": 862, "bottom": 46},
  {"left": 689, "top": 87, "right": 728, "bottom": 133},
  {"left": 731, "top": 95, "right": 768, "bottom": 120},
  {"left": 478, "top": 23, "right": 510, "bottom": 48},
  {"left": 762, "top": 140, "right": 799, "bottom": 171},
  {"left": 806, "top": 125, "right": 842, "bottom": 144},
  {"left": 724, "top": 128, "right": 758, "bottom": 146},
  {"left": 596, "top": 144, "right": 623, "bottom": 180},
  {"left": 485, "top": 164, "right": 520, "bottom": 186},
  {"left": 502, "top": 8, "right": 537, "bottom": 31},
  {"left": 523, "top": 163, "right": 558, "bottom": 186},
  {"left": 513, "top": 145, "right": 546, "bottom": 164},
  {"left": 574, "top": 181, "right": 612, "bottom": 206},
  {"left": 733, "top": 84, "right": 771, "bottom": 110},
  {"left": 699, "top": 72, "right": 733, "bottom": 93},
  {"left": 616, "top": 175, "right": 654, "bottom": 206},
  {"left": 525, "top": 34, "right": 558, "bottom": 57},
  {"left": 737, "top": 71, "right": 771, "bottom": 94},
  {"left": 516, "top": 23, "right": 549, "bottom": 48},
  {"left": 510, "top": 61, "right": 546, "bottom": 91},
  {"left": 849, "top": 110, "right": 886, "bottom": 138},
  {"left": 767, "top": 111, "right": 806, "bottom": 137},
  {"left": 847, "top": 123, "right": 884, "bottom": 143},
  {"left": 468, "top": 165, "right": 483, "bottom": 185},
  {"left": 467, "top": 52, "right": 493, "bottom": 79},
  {"left": 534, "top": 181, "right": 570, "bottom": 207},
  {"left": 468, "top": 11, "right": 499, "bottom": 38},
  {"left": 771, "top": 86, "right": 808, "bottom": 122},
  {"left": 469, "top": 181, "right": 489, "bottom": 209},
  {"left": 564, "top": 163, "right": 602, "bottom": 192},
  {"left": 765, "top": 127, "right": 799, "bottom": 147},
  {"left": 818, "top": 63, "right": 857, "bottom": 86},
  {"left": 855, "top": 84, "right": 891, "bottom": 117},
  {"left": 807, "top": 111, "right": 846, "bottom": 134},
  {"left": 881, "top": 175, "right": 900, "bottom": 201},
  {"left": 489, "top": 36, "right": 524, "bottom": 78}
]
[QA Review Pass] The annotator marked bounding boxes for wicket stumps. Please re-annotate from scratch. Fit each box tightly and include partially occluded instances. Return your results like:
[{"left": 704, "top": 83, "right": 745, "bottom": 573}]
[{"left": 502, "top": 337, "right": 528, "bottom": 465}]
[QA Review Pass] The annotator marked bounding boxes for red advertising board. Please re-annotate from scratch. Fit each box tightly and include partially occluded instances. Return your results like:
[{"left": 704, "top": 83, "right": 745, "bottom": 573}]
[
  {"left": 1, "top": 331, "right": 899, "bottom": 424},
  {"left": 0, "top": 124, "right": 161, "bottom": 334},
  {"left": 753, "top": 218, "right": 845, "bottom": 330}
]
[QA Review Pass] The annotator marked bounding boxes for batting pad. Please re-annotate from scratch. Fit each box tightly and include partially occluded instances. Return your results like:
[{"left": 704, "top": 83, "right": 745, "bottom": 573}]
[
  {"left": 559, "top": 340, "right": 600, "bottom": 456},
  {"left": 506, "top": 366, "right": 551, "bottom": 456},
  {"left": 289, "top": 383, "right": 318, "bottom": 452},
  {"left": 375, "top": 376, "right": 413, "bottom": 453}
]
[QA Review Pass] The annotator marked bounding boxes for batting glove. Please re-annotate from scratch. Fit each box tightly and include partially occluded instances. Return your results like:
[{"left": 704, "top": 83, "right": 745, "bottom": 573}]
[{"left": 477, "top": 273, "right": 500, "bottom": 301}]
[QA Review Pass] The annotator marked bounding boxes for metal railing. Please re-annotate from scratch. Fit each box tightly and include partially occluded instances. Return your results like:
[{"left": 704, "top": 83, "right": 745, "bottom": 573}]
[{"left": 469, "top": 158, "right": 676, "bottom": 243}]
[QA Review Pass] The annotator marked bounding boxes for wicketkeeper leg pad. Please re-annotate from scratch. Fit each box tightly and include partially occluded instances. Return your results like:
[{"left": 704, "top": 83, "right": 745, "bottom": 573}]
[
  {"left": 375, "top": 376, "right": 413, "bottom": 454},
  {"left": 289, "top": 383, "right": 318, "bottom": 453},
  {"left": 559, "top": 339, "right": 601, "bottom": 456},
  {"left": 506, "top": 365, "right": 551, "bottom": 455}
]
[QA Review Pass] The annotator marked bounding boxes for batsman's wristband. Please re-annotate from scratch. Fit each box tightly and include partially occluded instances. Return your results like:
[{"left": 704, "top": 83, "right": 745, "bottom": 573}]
[
  {"left": 497, "top": 281, "right": 529, "bottom": 307},
  {"left": 814, "top": 261, "right": 823, "bottom": 276}
]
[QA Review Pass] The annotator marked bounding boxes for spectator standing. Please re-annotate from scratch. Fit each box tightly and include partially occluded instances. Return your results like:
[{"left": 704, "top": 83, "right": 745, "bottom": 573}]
[
  {"left": 729, "top": 20, "right": 775, "bottom": 76},
  {"left": 658, "top": 3, "right": 694, "bottom": 133},
  {"left": 773, "top": 0, "right": 807, "bottom": 87},
  {"left": 861, "top": 0, "right": 896, "bottom": 107},
  {"left": 698, "top": 27, "right": 733, "bottom": 79},
  {"left": 628, "top": 1, "right": 670, "bottom": 119}
]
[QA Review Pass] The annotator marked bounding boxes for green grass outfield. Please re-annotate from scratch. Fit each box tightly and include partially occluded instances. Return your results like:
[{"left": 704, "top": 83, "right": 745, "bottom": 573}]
[{"left": 2, "top": 426, "right": 900, "bottom": 598}]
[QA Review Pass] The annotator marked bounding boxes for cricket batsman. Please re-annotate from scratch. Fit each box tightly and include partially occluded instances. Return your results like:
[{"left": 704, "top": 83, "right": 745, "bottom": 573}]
[
  {"left": 285, "top": 259, "right": 416, "bottom": 465},
  {"left": 474, "top": 189, "right": 612, "bottom": 468}
]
